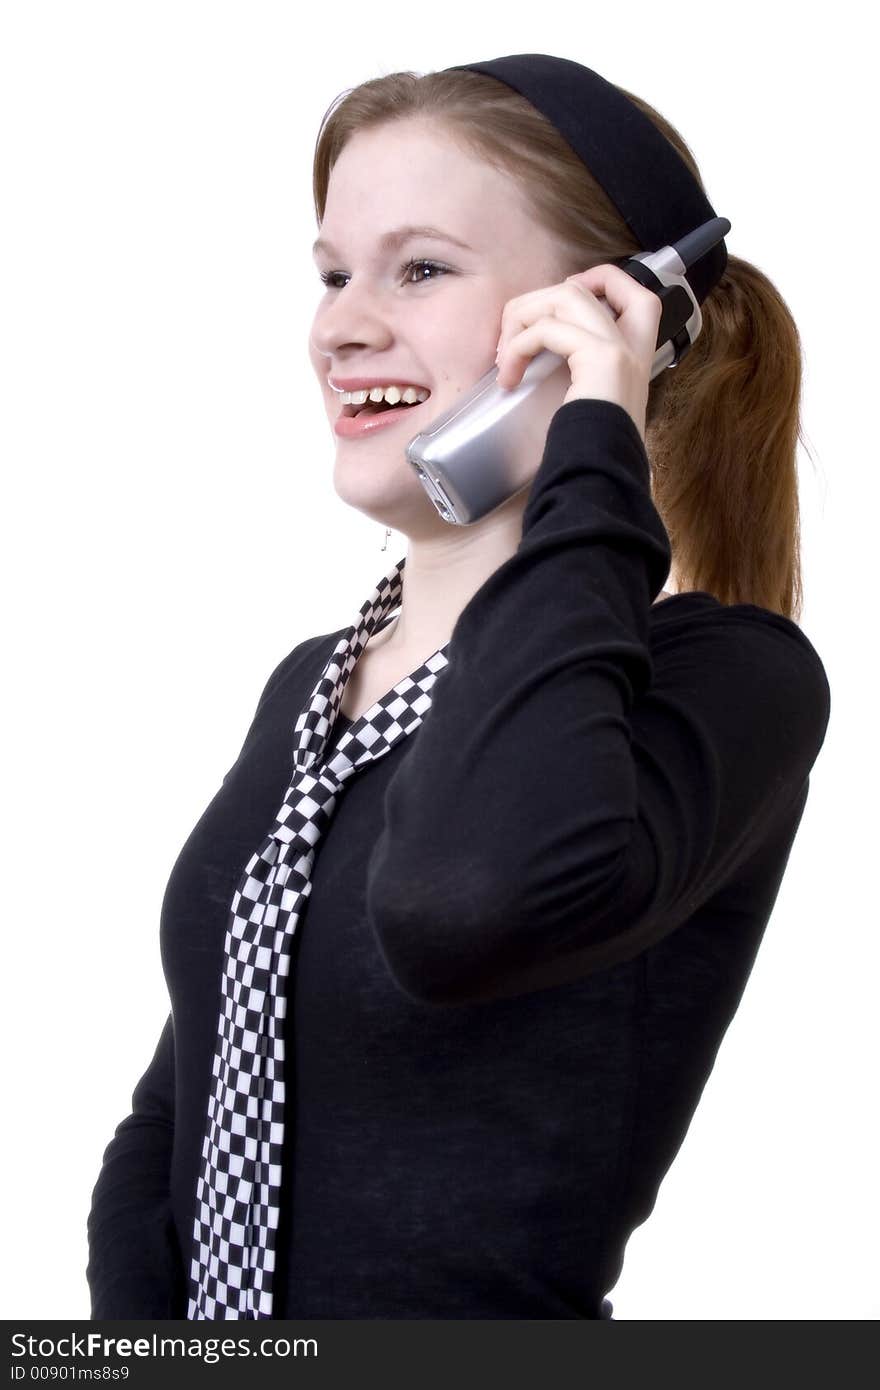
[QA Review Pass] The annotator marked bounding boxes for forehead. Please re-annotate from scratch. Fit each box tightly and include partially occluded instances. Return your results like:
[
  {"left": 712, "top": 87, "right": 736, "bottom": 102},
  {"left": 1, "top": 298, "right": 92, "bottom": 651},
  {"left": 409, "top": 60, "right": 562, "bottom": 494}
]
[{"left": 320, "top": 121, "right": 533, "bottom": 246}]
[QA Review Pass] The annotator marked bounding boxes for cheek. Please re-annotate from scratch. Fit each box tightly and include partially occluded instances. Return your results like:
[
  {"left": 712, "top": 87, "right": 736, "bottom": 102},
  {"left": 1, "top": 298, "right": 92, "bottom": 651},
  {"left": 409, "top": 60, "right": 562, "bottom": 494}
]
[
  {"left": 429, "top": 310, "right": 503, "bottom": 378},
  {"left": 307, "top": 331, "right": 325, "bottom": 374},
  {"left": 465, "top": 293, "right": 509, "bottom": 357}
]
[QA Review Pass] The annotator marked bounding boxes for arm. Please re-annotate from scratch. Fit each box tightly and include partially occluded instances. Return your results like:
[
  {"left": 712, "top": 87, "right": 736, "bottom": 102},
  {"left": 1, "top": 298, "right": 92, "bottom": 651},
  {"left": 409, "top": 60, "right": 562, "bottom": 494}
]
[
  {"left": 220, "top": 635, "right": 327, "bottom": 782},
  {"left": 86, "top": 1013, "right": 184, "bottom": 1318},
  {"left": 365, "top": 398, "right": 831, "bottom": 1005},
  {"left": 86, "top": 639, "right": 320, "bottom": 1316}
]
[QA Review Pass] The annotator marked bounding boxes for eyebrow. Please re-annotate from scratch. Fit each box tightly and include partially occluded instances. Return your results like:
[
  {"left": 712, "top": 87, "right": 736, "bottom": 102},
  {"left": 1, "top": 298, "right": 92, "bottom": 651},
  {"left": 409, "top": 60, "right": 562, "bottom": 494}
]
[{"left": 311, "top": 224, "right": 474, "bottom": 258}]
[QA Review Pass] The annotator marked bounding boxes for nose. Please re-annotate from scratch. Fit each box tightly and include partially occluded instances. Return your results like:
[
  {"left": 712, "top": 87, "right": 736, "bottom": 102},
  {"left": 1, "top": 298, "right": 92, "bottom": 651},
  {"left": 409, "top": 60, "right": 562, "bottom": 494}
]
[{"left": 310, "top": 276, "right": 395, "bottom": 361}]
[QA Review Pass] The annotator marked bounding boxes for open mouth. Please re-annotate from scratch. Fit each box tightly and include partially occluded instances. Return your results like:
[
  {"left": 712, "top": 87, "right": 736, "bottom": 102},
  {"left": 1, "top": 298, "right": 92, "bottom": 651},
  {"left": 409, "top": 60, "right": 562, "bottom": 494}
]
[{"left": 341, "top": 392, "right": 431, "bottom": 419}]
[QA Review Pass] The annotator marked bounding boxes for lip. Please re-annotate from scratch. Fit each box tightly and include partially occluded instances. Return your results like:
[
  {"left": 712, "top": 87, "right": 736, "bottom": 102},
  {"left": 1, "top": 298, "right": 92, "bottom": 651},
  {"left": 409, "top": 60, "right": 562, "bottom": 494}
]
[
  {"left": 334, "top": 398, "right": 429, "bottom": 439},
  {"left": 329, "top": 375, "right": 430, "bottom": 393}
]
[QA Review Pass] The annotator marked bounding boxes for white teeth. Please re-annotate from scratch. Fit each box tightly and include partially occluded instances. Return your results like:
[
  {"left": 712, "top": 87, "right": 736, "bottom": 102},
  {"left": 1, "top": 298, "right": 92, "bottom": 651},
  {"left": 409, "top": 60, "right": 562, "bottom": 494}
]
[{"left": 337, "top": 384, "right": 430, "bottom": 406}]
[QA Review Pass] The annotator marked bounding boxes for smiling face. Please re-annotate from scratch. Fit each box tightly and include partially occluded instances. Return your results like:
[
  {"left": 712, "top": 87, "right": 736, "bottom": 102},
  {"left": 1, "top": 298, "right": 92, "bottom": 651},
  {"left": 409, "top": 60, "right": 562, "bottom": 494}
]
[{"left": 308, "top": 118, "right": 576, "bottom": 538}]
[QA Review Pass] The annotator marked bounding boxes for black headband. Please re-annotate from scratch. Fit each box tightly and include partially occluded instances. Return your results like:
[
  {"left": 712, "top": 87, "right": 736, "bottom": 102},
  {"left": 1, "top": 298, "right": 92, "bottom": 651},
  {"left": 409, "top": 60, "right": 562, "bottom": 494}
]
[{"left": 443, "top": 53, "right": 727, "bottom": 306}]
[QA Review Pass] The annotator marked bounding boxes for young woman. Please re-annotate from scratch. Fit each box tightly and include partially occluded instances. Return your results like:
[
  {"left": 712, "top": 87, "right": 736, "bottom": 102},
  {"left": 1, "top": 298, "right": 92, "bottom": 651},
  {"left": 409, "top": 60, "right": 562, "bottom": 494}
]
[{"left": 87, "top": 54, "right": 831, "bottom": 1321}]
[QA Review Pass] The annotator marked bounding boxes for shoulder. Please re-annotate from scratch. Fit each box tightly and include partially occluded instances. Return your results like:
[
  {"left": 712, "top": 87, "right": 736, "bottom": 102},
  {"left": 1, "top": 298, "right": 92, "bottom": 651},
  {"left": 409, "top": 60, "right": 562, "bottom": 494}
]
[
  {"left": 654, "top": 591, "right": 827, "bottom": 673},
  {"left": 254, "top": 627, "right": 348, "bottom": 717},
  {"left": 649, "top": 592, "right": 831, "bottom": 772}
]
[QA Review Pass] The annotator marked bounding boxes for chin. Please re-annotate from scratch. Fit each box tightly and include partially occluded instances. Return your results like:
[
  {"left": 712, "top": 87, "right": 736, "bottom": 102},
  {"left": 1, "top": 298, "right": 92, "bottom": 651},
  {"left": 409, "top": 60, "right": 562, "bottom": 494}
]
[
  {"left": 333, "top": 461, "right": 445, "bottom": 538},
  {"left": 333, "top": 453, "right": 410, "bottom": 498}
]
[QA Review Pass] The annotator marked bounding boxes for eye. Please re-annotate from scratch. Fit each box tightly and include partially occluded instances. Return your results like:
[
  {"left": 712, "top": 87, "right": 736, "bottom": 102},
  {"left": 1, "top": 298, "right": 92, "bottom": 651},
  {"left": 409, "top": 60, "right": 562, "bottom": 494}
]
[
  {"left": 400, "top": 258, "right": 450, "bottom": 284},
  {"left": 318, "top": 259, "right": 451, "bottom": 289}
]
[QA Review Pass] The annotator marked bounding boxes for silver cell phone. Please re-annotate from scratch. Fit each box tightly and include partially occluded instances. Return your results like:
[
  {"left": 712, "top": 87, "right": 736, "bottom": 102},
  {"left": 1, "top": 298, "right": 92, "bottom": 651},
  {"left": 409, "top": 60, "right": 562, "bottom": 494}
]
[{"left": 405, "top": 216, "right": 731, "bottom": 526}]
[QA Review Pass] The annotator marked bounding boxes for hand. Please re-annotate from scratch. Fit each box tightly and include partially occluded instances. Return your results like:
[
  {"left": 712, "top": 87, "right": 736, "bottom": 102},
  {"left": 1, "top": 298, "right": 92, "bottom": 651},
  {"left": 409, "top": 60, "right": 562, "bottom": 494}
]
[{"left": 494, "top": 263, "right": 663, "bottom": 445}]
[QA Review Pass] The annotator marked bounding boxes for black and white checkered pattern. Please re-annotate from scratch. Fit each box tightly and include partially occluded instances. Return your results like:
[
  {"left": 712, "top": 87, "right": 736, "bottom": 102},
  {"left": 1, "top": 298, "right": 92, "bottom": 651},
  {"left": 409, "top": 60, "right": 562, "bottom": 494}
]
[{"left": 187, "top": 555, "right": 451, "bottom": 1319}]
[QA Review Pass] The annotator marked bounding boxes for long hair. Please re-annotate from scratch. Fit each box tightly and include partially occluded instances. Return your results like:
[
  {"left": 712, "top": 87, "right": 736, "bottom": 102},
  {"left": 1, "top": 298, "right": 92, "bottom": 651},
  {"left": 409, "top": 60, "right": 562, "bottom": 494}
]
[{"left": 313, "top": 67, "right": 807, "bottom": 620}]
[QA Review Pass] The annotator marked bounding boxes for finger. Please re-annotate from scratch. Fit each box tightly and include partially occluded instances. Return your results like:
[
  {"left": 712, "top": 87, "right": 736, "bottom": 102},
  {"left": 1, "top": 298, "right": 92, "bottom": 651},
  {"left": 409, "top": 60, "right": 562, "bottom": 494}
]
[
  {"left": 567, "top": 264, "right": 662, "bottom": 362},
  {"left": 497, "top": 315, "right": 607, "bottom": 389},
  {"left": 565, "top": 277, "right": 619, "bottom": 326},
  {"left": 497, "top": 280, "right": 617, "bottom": 360}
]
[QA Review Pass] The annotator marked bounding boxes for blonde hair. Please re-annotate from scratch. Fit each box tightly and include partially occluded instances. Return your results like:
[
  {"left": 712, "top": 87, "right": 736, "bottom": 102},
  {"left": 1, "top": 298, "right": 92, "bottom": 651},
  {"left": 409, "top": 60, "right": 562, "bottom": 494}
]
[{"left": 313, "top": 68, "right": 807, "bottom": 620}]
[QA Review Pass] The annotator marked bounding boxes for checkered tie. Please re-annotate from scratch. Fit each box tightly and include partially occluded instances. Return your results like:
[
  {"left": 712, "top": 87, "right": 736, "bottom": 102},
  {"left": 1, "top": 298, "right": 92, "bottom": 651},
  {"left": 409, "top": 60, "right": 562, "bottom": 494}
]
[{"left": 188, "top": 555, "right": 450, "bottom": 1319}]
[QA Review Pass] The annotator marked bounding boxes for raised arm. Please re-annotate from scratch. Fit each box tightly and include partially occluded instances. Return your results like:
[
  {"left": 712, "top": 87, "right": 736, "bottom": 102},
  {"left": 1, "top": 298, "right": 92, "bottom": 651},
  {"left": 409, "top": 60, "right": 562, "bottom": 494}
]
[{"left": 365, "top": 398, "right": 831, "bottom": 1005}]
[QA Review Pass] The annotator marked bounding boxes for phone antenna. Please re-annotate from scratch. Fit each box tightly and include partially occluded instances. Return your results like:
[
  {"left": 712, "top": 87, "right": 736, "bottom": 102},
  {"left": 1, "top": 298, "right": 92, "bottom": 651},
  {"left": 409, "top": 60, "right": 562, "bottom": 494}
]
[{"left": 673, "top": 216, "right": 731, "bottom": 270}]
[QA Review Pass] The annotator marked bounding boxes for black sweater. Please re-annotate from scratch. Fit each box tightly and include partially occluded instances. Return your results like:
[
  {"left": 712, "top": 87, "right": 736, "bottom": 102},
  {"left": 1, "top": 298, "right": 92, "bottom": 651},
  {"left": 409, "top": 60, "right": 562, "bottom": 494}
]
[{"left": 86, "top": 399, "right": 831, "bottom": 1319}]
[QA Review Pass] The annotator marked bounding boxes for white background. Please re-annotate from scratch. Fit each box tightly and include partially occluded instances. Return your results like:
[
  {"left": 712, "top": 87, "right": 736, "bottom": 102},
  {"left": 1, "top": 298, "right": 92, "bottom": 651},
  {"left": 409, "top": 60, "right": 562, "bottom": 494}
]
[{"left": 2, "top": 0, "right": 875, "bottom": 1321}]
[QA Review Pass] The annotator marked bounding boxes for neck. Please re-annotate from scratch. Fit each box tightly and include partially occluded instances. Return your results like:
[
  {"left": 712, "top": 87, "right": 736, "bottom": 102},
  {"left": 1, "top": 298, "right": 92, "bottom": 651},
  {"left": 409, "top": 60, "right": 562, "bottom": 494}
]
[
  {"left": 376, "top": 497, "right": 676, "bottom": 660},
  {"left": 379, "top": 492, "right": 530, "bottom": 658}
]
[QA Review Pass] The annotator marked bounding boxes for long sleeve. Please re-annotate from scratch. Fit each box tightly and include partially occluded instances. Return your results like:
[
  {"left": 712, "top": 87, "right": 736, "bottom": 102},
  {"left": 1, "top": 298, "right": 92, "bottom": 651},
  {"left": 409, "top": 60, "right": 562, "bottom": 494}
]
[
  {"left": 86, "top": 1013, "right": 184, "bottom": 1318},
  {"left": 86, "top": 641, "right": 317, "bottom": 1317},
  {"left": 364, "top": 398, "right": 831, "bottom": 1006}
]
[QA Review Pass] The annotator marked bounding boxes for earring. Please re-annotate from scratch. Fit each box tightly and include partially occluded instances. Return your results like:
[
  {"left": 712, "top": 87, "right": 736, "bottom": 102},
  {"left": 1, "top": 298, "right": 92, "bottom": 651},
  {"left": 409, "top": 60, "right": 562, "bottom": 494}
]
[{"left": 380, "top": 527, "right": 392, "bottom": 552}]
